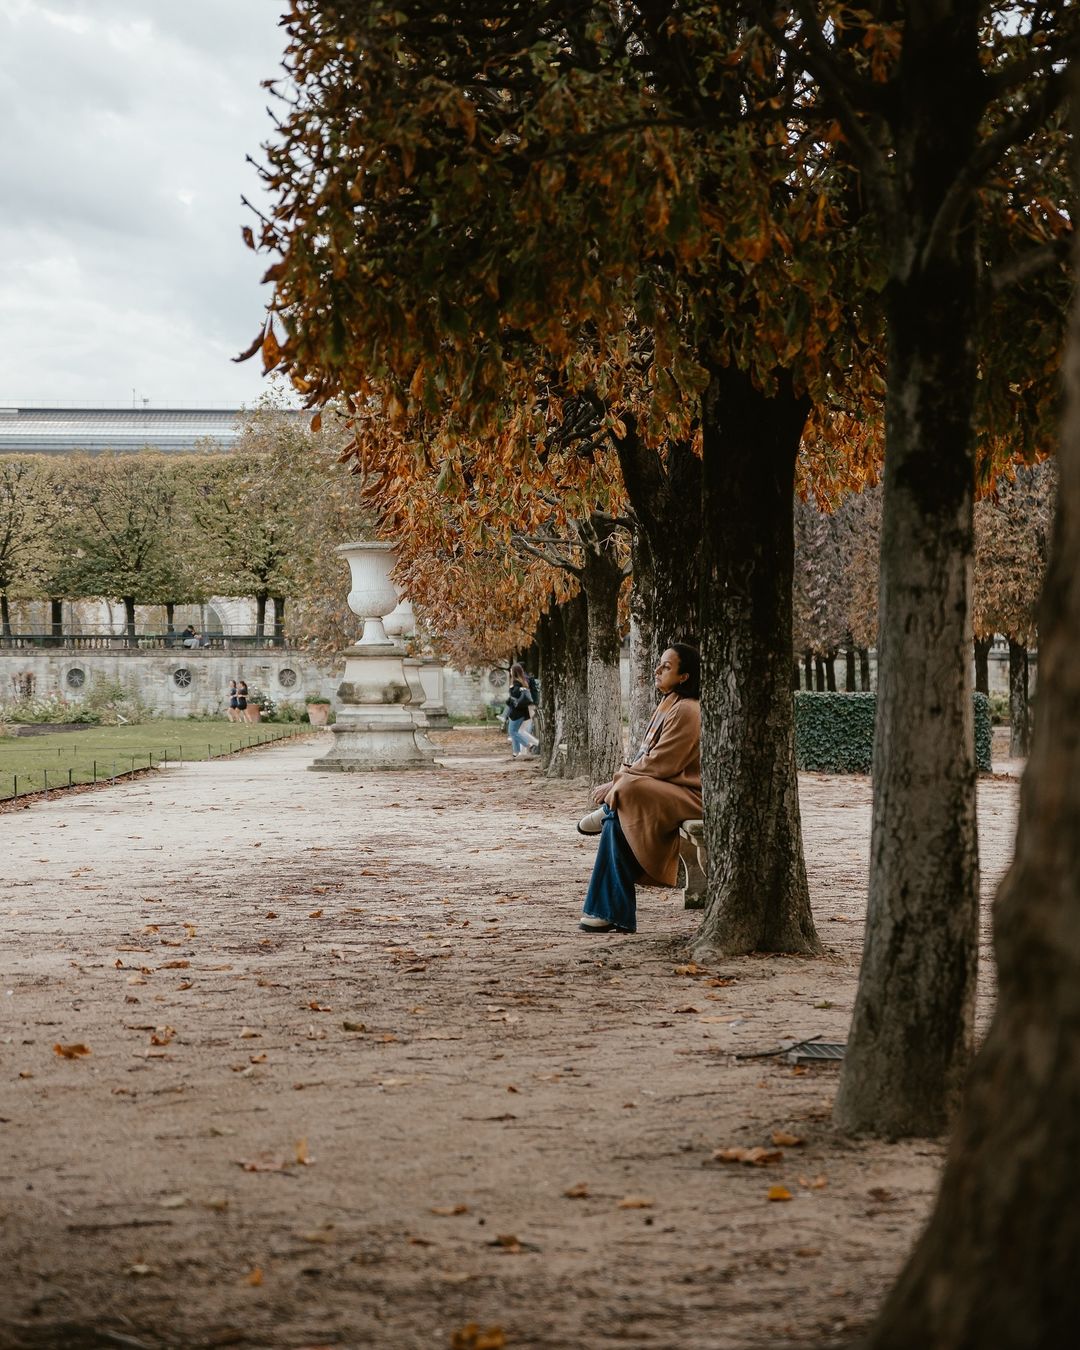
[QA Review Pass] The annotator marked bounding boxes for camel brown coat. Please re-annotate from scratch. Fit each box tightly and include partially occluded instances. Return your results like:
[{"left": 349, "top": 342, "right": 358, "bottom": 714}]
[{"left": 605, "top": 693, "right": 702, "bottom": 887}]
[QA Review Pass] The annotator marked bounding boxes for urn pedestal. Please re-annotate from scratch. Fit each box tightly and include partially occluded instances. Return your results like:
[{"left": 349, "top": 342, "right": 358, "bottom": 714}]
[
  {"left": 418, "top": 660, "right": 452, "bottom": 730},
  {"left": 310, "top": 542, "right": 436, "bottom": 773}
]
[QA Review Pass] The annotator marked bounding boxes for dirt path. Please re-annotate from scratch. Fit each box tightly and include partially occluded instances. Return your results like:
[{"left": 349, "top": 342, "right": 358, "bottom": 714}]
[{"left": 0, "top": 730, "right": 1019, "bottom": 1350}]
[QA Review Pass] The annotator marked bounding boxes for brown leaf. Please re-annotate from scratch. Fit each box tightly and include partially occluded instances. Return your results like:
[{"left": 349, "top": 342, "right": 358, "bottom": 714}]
[
  {"left": 245, "top": 1266, "right": 263, "bottom": 1286},
  {"left": 451, "top": 1326, "right": 506, "bottom": 1350},
  {"left": 308, "top": 1002, "right": 331, "bottom": 1013},
  {"left": 342, "top": 1020, "right": 366, "bottom": 1033},
  {"left": 767, "top": 1185, "right": 794, "bottom": 1202},
  {"left": 53, "top": 1043, "right": 91, "bottom": 1059},
  {"left": 713, "top": 1147, "right": 783, "bottom": 1167},
  {"left": 616, "top": 1195, "right": 653, "bottom": 1209},
  {"left": 563, "top": 1182, "right": 590, "bottom": 1199},
  {"left": 159, "top": 960, "right": 189, "bottom": 970},
  {"left": 308, "top": 909, "right": 324, "bottom": 919},
  {"left": 295, "top": 1137, "right": 313, "bottom": 1166},
  {"left": 771, "top": 1130, "right": 805, "bottom": 1147},
  {"left": 237, "top": 1155, "right": 292, "bottom": 1173},
  {"left": 430, "top": 1204, "right": 470, "bottom": 1216}
]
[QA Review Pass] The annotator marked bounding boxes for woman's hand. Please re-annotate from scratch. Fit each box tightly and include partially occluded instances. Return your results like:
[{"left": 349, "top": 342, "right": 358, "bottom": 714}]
[{"left": 591, "top": 781, "right": 613, "bottom": 805}]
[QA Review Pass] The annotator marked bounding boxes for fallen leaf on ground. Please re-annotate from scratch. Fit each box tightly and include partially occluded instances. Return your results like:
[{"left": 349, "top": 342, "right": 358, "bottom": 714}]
[
  {"left": 408, "top": 1235, "right": 435, "bottom": 1246},
  {"left": 771, "top": 1130, "right": 805, "bottom": 1147},
  {"left": 342, "top": 1020, "right": 366, "bottom": 1033},
  {"left": 236, "top": 1155, "right": 292, "bottom": 1173},
  {"left": 430, "top": 1204, "right": 470, "bottom": 1216},
  {"left": 149, "top": 1026, "right": 175, "bottom": 1046},
  {"left": 797, "top": 1174, "right": 828, "bottom": 1189},
  {"left": 127, "top": 1263, "right": 158, "bottom": 1277},
  {"left": 245, "top": 1266, "right": 263, "bottom": 1286},
  {"left": 563, "top": 1182, "right": 590, "bottom": 1199},
  {"left": 308, "top": 909, "right": 324, "bottom": 919},
  {"left": 295, "top": 1137, "right": 313, "bottom": 1165},
  {"left": 714, "top": 1147, "right": 783, "bottom": 1167},
  {"left": 53, "top": 1043, "right": 91, "bottom": 1059},
  {"left": 158, "top": 1194, "right": 188, "bottom": 1209},
  {"left": 240, "top": 1027, "right": 260, "bottom": 1039},
  {"left": 159, "top": 960, "right": 189, "bottom": 970},
  {"left": 617, "top": 1195, "right": 654, "bottom": 1209},
  {"left": 249, "top": 1053, "right": 267, "bottom": 1064},
  {"left": 674, "top": 1005, "right": 700, "bottom": 1014},
  {"left": 308, "top": 1002, "right": 331, "bottom": 1013},
  {"left": 767, "top": 1185, "right": 794, "bottom": 1202},
  {"left": 451, "top": 1326, "right": 506, "bottom": 1350},
  {"left": 487, "top": 1234, "right": 523, "bottom": 1253},
  {"left": 265, "top": 911, "right": 279, "bottom": 919}
]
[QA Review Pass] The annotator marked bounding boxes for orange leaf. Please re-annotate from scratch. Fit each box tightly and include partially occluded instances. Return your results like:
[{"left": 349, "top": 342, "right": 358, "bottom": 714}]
[
  {"left": 771, "top": 1131, "right": 805, "bottom": 1147},
  {"left": 767, "top": 1185, "right": 793, "bottom": 1202},
  {"left": 53, "top": 1043, "right": 91, "bottom": 1059}
]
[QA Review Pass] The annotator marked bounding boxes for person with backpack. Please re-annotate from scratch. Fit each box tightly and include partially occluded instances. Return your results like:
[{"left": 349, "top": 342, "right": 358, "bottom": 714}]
[{"left": 504, "top": 662, "right": 539, "bottom": 758}]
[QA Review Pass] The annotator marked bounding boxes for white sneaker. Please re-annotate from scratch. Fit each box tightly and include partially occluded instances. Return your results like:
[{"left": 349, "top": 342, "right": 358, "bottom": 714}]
[{"left": 576, "top": 808, "right": 607, "bottom": 835}]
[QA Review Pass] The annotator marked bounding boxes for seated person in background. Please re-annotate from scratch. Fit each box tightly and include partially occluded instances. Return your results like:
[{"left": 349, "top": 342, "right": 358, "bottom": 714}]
[{"left": 180, "top": 624, "right": 196, "bottom": 647}]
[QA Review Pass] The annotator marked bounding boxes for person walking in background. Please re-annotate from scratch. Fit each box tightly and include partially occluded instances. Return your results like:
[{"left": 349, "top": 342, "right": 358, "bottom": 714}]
[
  {"left": 504, "top": 663, "right": 539, "bottom": 758},
  {"left": 227, "top": 679, "right": 240, "bottom": 722},
  {"left": 236, "top": 680, "right": 249, "bottom": 719},
  {"left": 576, "top": 644, "right": 702, "bottom": 933}
]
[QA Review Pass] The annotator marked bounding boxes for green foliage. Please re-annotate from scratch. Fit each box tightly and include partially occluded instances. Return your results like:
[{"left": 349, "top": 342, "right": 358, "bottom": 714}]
[
  {"left": 988, "top": 692, "right": 1010, "bottom": 725},
  {"left": 305, "top": 695, "right": 331, "bottom": 704},
  {"left": 795, "top": 692, "right": 993, "bottom": 774},
  {"left": 0, "top": 693, "right": 101, "bottom": 727},
  {"left": 265, "top": 699, "right": 306, "bottom": 723}
]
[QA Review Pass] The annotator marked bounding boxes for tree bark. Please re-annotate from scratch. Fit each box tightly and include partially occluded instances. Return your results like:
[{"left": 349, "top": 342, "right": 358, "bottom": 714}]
[
  {"left": 273, "top": 596, "right": 286, "bottom": 645},
  {"left": 834, "top": 12, "right": 983, "bottom": 1136},
  {"left": 255, "top": 593, "right": 268, "bottom": 640},
  {"left": 825, "top": 650, "right": 838, "bottom": 692},
  {"left": 1, "top": 593, "right": 10, "bottom": 638},
  {"left": 581, "top": 516, "right": 625, "bottom": 785},
  {"left": 50, "top": 597, "right": 63, "bottom": 643},
  {"left": 165, "top": 601, "right": 175, "bottom": 634},
  {"left": 845, "top": 642, "right": 857, "bottom": 692},
  {"left": 693, "top": 364, "right": 820, "bottom": 959},
  {"left": 865, "top": 109, "right": 1080, "bottom": 1342},
  {"left": 543, "top": 592, "right": 589, "bottom": 779},
  {"left": 792, "top": 658, "right": 801, "bottom": 692},
  {"left": 123, "top": 596, "right": 137, "bottom": 642},
  {"left": 859, "top": 647, "right": 872, "bottom": 691},
  {"left": 973, "top": 634, "right": 992, "bottom": 696},
  {"left": 803, "top": 650, "right": 813, "bottom": 690},
  {"left": 534, "top": 604, "right": 557, "bottom": 770},
  {"left": 1008, "top": 638, "right": 1030, "bottom": 758}
]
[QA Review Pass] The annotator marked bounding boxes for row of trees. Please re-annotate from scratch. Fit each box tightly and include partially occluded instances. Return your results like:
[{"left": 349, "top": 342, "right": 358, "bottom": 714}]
[
  {"left": 245, "top": 3, "right": 1080, "bottom": 1339},
  {"left": 793, "top": 460, "right": 1056, "bottom": 754},
  {"left": 0, "top": 406, "right": 374, "bottom": 642}
]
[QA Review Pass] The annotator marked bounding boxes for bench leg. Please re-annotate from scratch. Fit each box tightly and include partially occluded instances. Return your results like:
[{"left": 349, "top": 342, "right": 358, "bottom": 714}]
[{"left": 679, "top": 837, "right": 708, "bottom": 910}]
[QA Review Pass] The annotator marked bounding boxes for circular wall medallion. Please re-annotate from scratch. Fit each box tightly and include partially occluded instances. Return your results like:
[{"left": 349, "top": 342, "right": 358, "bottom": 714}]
[
  {"left": 66, "top": 667, "right": 86, "bottom": 689},
  {"left": 173, "top": 667, "right": 193, "bottom": 689},
  {"left": 279, "top": 667, "right": 298, "bottom": 689},
  {"left": 488, "top": 669, "right": 507, "bottom": 687}
]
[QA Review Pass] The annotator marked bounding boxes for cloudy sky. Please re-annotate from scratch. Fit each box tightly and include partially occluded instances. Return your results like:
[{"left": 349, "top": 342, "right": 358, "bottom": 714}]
[{"left": 0, "top": 0, "right": 293, "bottom": 408}]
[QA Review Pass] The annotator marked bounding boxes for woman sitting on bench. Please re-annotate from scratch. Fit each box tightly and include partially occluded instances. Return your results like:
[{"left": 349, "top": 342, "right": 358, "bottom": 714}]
[{"left": 576, "top": 643, "right": 701, "bottom": 934}]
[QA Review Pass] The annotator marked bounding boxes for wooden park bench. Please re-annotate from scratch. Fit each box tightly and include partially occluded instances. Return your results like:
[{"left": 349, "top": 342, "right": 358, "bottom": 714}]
[{"left": 678, "top": 819, "right": 707, "bottom": 909}]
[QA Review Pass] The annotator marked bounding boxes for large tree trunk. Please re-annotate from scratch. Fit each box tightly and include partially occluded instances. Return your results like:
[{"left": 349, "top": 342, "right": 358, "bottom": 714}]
[
  {"left": 581, "top": 515, "right": 625, "bottom": 785},
  {"left": 865, "top": 118, "right": 1080, "bottom": 1345},
  {"left": 973, "top": 633, "right": 992, "bottom": 696},
  {"left": 534, "top": 604, "right": 558, "bottom": 770},
  {"left": 803, "top": 650, "right": 813, "bottom": 690},
  {"left": 544, "top": 592, "right": 589, "bottom": 779},
  {"left": 693, "top": 365, "right": 820, "bottom": 959},
  {"left": 1, "top": 592, "right": 10, "bottom": 638},
  {"left": 859, "top": 646, "right": 872, "bottom": 690},
  {"left": 165, "top": 601, "right": 175, "bottom": 634},
  {"left": 845, "top": 641, "right": 857, "bottom": 692},
  {"left": 123, "top": 596, "right": 137, "bottom": 643},
  {"left": 255, "top": 593, "right": 268, "bottom": 640},
  {"left": 1008, "top": 638, "right": 1030, "bottom": 758},
  {"left": 50, "top": 597, "right": 63, "bottom": 638},
  {"left": 273, "top": 596, "right": 286, "bottom": 645},
  {"left": 834, "top": 17, "right": 983, "bottom": 1137}
]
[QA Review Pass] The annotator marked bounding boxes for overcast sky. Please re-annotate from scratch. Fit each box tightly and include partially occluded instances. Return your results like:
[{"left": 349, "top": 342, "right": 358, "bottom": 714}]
[{"left": 0, "top": 0, "right": 293, "bottom": 408}]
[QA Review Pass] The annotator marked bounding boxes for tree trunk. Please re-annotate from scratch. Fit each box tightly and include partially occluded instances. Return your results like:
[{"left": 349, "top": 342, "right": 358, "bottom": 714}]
[
  {"left": 814, "top": 654, "right": 826, "bottom": 691},
  {"left": 973, "top": 634, "right": 992, "bottom": 696},
  {"left": 627, "top": 529, "right": 659, "bottom": 750},
  {"left": 693, "top": 364, "right": 820, "bottom": 959},
  {"left": 864, "top": 111, "right": 1080, "bottom": 1343},
  {"left": 792, "top": 658, "right": 801, "bottom": 691},
  {"left": 845, "top": 642, "right": 857, "bottom": 692},
  {"left": 255, "top": 593, "right": 268, "bottom": 640},
  {"left": 1008, "top": 638, "right": 1030, "bottom": 758},
  {"left": 123, "top": 596, "right": 137, "bottom": 643},
  {"left": 803, "top": 650, "right": 813, "bottom": 690},
  {"left": 534, "top": 604, "right": 557, "bottom": 770},
  {"left": 825, "top": 650, "right": 838, "bottom": 692},
  {"left": 165, "top": 602, "right": 175, "bottom": 634},
  {"left": 860, "top": 646, "right": 872, "bottom": 691},
  {"left": 1, "top": 592, "right": 10, "bottom": 638},
  {"left": 273, "top": 596, "right": 286, "bottom": 645},
  {"left": 834, "top": 16, "right": 983, "bottom": 1136},
  {"left": 581, "top": 517, "right": 625, "bottom": 785},
  {"left": 558, "top": 592, "right": 590, "bottom": 778},
  {"left": 50, "top": 597, "right": 63, "bottom": 637}
]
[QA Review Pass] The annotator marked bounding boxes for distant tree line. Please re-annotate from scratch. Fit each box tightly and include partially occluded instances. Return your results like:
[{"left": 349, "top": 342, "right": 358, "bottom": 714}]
[{"left": 0, "top": 405, "right": 375, "bottom": 643}]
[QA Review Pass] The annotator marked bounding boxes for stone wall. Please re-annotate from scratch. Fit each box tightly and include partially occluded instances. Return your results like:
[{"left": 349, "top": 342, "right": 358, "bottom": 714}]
[{"left": 0, "top": 651, "right": 494, "bottom": 719}]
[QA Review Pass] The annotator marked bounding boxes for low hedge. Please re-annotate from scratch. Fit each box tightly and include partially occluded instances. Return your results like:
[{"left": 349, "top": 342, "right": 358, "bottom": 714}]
[{"left": 794, "top": 691, "right": 993, "bottom": 774}]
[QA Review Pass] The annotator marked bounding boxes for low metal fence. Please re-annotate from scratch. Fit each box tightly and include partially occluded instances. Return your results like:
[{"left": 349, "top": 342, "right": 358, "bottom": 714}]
[{"left": 0, "top": 725, "right": 306, "bottom": 804}]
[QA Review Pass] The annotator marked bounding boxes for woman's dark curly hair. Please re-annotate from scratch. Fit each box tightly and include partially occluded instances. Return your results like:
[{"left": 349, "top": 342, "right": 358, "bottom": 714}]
[{"left": 670, "top": 643, "right": 700, "bottom": 700}]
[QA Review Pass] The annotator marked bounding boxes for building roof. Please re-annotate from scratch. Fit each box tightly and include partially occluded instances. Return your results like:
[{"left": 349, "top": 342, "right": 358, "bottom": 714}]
[{"left": 0, "top": 405, "right": 303, "bottom": 454}]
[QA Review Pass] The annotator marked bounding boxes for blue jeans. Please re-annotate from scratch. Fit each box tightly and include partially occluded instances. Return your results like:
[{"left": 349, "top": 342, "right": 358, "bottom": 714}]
[
  {"left": 582, "top": 805, "right": 641, "bottom": 932},
  {"left": 507, "top": 717, "right": 536, "bottom": 755}
]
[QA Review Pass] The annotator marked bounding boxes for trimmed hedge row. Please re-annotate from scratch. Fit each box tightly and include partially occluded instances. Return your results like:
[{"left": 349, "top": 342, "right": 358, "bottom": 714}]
[{"left": 794, "top": 691, "right": 993, "bottom": 774}]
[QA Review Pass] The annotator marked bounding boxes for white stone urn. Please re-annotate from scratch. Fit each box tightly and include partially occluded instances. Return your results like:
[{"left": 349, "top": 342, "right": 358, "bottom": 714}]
[
  {"left": 340, "top": 541, "right": 400, "bottom": 646},
  {"left": 382, "top": 597, "right": 417, "bottom": 640}
]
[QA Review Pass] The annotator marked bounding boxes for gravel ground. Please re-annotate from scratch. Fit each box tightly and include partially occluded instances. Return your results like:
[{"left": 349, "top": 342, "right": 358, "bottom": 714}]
[{"left": 0, "top": 728, "right": 1020, "bottom": 1350}]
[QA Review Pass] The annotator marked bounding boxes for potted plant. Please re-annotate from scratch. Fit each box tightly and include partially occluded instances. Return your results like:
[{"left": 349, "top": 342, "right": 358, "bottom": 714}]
[
  {"left": 244, "top": 692, "right": 264, "bottom": 724},
  {"left": 306, "top": 695, "right": 332, "bottom": 727}
]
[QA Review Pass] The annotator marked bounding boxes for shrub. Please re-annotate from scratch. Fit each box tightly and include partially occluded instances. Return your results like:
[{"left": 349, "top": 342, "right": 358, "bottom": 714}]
[
  {"left": 795, "top": 691, "right": 993, "bottom": 774},
  {"left": 265, "top": 699, "right": 307, "bottom": 723},
  {"left": 306, "top": 695, "right": 331, "bottom": 705},
  {"left": 0, "top": 692, "right": 102, "bottom": 726}
]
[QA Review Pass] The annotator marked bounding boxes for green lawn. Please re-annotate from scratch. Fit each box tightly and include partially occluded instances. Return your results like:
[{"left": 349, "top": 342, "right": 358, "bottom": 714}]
[{"left": 0, "top": 720, "right": 307, "bottom": 801}]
